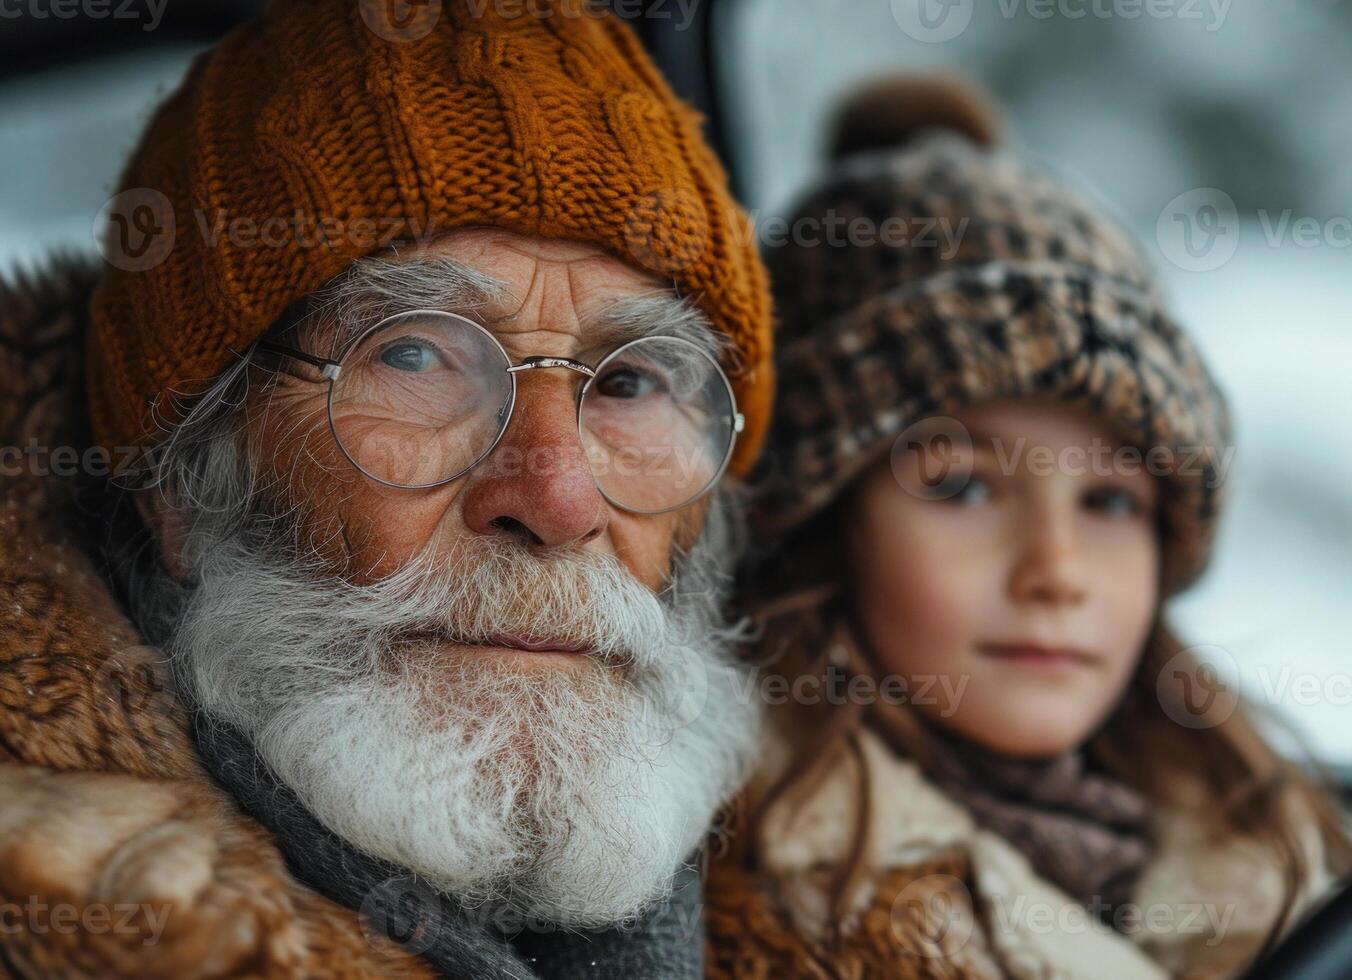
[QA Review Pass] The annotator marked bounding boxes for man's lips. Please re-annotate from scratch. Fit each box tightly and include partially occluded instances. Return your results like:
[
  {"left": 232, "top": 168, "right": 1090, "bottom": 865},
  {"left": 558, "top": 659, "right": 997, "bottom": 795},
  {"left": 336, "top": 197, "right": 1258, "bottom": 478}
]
[
  {"left": 977, "top": 642, "right": 1097, "bottom": 669},
  {"left": 479, "top": 632, "right": 593, "bottom": 655},
  {"left": 403, "top": 630, "right": 594, "bottom": 657}
]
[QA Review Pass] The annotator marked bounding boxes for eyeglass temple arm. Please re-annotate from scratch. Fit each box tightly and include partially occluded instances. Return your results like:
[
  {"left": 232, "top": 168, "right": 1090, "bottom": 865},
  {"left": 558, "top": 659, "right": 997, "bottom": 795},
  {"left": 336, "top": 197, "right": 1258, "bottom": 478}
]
[{"left": 254, "top": 339, "right": 343, "bottom": 381}]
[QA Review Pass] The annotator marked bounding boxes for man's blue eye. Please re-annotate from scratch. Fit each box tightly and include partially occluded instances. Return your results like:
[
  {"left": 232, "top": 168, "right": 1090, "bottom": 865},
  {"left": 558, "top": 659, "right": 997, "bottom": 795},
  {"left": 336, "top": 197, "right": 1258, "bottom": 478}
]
[
  {"left": 597, "top": 367, "right": 660, "bottom": 399},
  {"left": 380, "top": 341, "right": 435, "bottom": 372}
]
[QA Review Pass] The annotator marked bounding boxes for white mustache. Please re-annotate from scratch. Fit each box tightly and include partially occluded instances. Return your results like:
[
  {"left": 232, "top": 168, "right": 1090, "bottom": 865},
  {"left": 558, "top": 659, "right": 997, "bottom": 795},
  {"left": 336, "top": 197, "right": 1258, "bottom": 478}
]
[
  {"left": 349, "top": 535, "right": 672, "bottom": 667},
  {"left": 175, "top": 530, "right": 686, "bottom": 730}
]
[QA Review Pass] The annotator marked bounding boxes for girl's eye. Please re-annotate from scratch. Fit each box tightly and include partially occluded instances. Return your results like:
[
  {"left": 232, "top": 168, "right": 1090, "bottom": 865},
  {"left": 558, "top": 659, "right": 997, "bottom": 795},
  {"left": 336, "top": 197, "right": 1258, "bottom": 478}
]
[
  {"left": 596, "top": 367, "right": 663, "bottom": 399},
  {"left": 379, "top": 339, "right": 438, "bottom": 373},
  {"left": 941, "top": 474, "right": 991, "bottom": 505},
  {"left": 1084, "top": 485, "right": 1143, "bottom": 518}
]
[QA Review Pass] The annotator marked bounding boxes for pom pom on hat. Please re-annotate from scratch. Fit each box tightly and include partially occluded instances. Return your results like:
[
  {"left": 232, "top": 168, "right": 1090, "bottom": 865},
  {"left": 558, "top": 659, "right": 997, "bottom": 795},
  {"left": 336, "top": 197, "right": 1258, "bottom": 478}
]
[{"left": 826, "top": 71, "right": 1004, "bottom": 162}]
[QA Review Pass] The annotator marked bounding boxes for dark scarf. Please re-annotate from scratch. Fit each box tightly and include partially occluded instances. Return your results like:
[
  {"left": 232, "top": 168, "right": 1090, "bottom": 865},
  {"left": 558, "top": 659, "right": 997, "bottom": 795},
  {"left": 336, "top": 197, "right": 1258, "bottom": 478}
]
[
  {"left": 190, "top": 713, "right": 705, "bottom": 980},
  {"left": 914, "top": 716, "right": 1154, "bottom": 923}
]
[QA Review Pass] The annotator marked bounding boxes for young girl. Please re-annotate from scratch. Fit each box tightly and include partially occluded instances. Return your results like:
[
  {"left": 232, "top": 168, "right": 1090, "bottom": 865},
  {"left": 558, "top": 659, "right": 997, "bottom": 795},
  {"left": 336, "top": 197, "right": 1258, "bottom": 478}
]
[{"left": 705, "top": 75, "right": 1351, "bottom": 979}]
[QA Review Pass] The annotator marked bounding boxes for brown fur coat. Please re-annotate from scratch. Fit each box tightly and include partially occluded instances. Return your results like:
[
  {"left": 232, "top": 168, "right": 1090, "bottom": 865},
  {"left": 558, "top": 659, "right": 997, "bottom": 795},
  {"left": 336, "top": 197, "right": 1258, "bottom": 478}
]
[{"left": 0, "top": 258, "right": 436, "bottom": 979}]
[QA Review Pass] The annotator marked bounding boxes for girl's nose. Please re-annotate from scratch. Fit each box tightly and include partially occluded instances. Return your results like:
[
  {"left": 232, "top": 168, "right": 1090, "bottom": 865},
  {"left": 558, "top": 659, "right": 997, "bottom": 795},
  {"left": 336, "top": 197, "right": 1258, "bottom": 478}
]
[{"left": 1007, "top": 504, "right": 1088, "bottom": 606}]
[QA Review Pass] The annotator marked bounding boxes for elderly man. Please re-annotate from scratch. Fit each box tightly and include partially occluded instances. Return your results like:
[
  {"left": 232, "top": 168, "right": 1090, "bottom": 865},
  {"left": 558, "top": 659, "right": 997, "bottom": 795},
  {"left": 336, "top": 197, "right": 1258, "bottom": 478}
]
[{"left": 0, "top": 1, "right": 772, "bottom": 976}]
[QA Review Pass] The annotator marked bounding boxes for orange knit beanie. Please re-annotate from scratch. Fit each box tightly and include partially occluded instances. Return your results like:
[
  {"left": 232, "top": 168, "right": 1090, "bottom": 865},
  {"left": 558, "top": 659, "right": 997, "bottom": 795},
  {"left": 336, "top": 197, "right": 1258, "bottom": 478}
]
[{"left": 87, "top": 0, "right": 772, "bottom": 476}]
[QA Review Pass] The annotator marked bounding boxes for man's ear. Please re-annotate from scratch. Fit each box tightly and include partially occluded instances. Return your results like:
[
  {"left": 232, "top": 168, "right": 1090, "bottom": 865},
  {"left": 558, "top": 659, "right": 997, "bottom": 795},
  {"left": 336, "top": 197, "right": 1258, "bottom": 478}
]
[{"left": 134, "top": 489, "right": 191, "bottom": 582}]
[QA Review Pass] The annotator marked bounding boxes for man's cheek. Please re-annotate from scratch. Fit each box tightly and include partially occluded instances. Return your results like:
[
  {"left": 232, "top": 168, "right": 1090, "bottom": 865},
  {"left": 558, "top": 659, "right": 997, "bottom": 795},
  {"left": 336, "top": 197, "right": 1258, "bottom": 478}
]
[
  {"left": 326, "top": 491, "right": 461, "bottom": 582},
  {"left": 607, "top": 511, "right": 685, "bottom": 592}
]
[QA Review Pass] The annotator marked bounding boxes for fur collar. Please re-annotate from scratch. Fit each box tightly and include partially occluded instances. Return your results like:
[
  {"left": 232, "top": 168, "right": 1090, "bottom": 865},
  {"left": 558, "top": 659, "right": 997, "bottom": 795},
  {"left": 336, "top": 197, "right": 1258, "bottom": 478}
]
[{"left": 0, "top": 256, "right": 435, "bottom": 978}]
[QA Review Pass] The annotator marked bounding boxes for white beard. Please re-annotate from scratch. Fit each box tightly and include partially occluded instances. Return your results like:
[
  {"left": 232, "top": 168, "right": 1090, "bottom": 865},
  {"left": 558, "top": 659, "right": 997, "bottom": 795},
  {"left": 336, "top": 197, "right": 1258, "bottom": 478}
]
[{"left": 168, "top": 523, "right": 758, "bottom": 929}]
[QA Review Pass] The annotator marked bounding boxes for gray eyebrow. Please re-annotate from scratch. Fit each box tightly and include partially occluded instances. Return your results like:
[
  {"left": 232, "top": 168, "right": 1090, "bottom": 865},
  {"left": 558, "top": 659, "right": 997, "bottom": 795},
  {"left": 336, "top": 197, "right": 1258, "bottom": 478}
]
[
  {"left": 294, "top": 252, "right": 726, "bottom": 362},
  {"left": 294, "top": 253, "right": 511, "bottom": 357},
  {"left": 580, "top": 291, "right": 727, "bottom": 362}
]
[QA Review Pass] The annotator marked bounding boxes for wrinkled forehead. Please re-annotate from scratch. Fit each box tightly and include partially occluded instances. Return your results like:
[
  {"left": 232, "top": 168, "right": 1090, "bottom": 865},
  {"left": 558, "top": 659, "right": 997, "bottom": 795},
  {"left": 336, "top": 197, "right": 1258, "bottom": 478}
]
[
  {"left": 425, "top": 227, "right": 669, "bottom": 311},
  {"left": 286, "top": 229, "right": 725, "bottom": 362}
]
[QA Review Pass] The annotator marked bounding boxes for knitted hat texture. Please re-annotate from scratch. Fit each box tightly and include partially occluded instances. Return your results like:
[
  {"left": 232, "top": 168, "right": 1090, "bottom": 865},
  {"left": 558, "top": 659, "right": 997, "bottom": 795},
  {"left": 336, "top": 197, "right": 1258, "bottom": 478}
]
[{"left": 86, "top": 0, "right": 772, "bottom": 476}]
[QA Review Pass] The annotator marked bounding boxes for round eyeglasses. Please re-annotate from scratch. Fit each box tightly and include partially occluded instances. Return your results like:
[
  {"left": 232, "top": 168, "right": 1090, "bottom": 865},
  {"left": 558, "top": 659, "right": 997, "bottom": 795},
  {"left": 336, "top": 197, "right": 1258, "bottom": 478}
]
[{"left": 255, "top": 309, "right": 744, "bottom": 515}]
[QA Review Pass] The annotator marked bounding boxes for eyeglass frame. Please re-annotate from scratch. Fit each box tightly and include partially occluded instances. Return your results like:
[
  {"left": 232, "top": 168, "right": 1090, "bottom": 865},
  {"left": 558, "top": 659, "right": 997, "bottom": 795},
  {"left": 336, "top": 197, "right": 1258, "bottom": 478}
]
[{"left": 251, "top": 307, "right": 746, "bottom": 515}]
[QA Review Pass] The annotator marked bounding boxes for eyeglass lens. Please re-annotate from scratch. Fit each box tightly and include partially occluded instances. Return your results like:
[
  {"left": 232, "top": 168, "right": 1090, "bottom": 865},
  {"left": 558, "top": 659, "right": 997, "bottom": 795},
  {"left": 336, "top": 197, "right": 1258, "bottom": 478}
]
[{"left": 327, "top": 312, "right": 736, "bottom": 512}]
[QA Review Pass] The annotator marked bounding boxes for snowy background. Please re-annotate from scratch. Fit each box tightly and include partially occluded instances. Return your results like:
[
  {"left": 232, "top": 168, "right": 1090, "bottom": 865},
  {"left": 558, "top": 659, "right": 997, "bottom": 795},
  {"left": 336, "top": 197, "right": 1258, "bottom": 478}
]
[{"left": 1, "top": 0, "right": 1348, "bottom": 767}]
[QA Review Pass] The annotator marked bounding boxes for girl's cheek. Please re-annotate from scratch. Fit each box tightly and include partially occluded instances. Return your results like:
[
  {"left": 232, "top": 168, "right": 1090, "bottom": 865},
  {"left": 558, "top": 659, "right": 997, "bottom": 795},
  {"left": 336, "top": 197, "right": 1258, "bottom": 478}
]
[
  {"left": 1082, "top": 516, "right": 1160, "bottom": 687},
  {"left": 852, "top": 496, "right": 992, "bottom": 679}
]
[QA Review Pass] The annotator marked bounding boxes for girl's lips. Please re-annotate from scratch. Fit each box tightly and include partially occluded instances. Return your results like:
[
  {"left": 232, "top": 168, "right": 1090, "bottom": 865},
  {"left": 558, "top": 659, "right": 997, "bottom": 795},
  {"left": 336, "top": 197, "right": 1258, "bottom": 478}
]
[{"left": 977, "top": 642, "right": 1096, "bottom": 669}]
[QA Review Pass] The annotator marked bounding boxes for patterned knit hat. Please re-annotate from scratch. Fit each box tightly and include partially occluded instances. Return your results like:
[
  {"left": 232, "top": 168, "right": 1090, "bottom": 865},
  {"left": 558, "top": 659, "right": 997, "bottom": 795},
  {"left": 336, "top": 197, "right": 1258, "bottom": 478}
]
[
  {"left": 753, "top": 75, "right": 1232, "bottom": 594},
  {"left": 86, "top": 0, "right": 771, "bottom": 477}
]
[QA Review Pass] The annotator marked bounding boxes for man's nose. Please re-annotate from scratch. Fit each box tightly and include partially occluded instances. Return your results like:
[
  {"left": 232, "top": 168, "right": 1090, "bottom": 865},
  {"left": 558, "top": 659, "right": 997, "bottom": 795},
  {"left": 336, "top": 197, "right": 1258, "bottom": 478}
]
[
  {"left": 1007, "top": 503, "right": 1088, "bottom": 606},
  {"left": 459, "top": 373, "right": 608, "bottom": 548}
]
